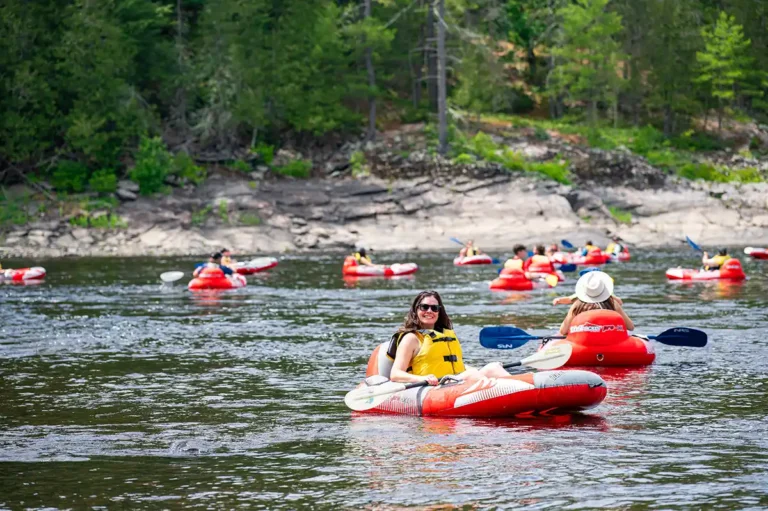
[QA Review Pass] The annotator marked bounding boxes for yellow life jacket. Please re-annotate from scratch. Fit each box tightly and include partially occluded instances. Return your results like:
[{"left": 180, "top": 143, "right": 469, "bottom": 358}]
[
  {"left": 705, "top": 254, "right": 729, "bottom": 270},
  {"left": 221, "top": 255, "right": 235, "bottom": 268},
  {"left": 467, "top": 247, "right": 479, "bottom": 257},
  {"left": 354, "top": 252, "right": 372, "bottom": 265},
  {"left": 388, "top": 329, "right": 465, "bottom": 378},
  {"left": 584, "top": 244, "right": 598, "bottom": 252},
  {"left": 504, "top": 257, "right": 523, "bottom": 270},
  {"left": 531, "top": 254, "right": 550, "bottom": 265},
  {"left": 606, "top": 242, "right": 623, "bottom": 255},
  {"left": 606, "top": 243, "right": 617, "bottom": 254}
]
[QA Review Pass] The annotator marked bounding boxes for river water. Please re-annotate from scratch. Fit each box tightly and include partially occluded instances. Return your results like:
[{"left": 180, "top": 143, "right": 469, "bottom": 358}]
[{"left": 1, "top": 250, "right": 767, "bottom": 509}]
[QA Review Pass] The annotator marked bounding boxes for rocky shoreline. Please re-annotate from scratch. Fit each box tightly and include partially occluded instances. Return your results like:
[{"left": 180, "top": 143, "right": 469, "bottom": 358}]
[{"left": 2, "top": 125, "right": 768, "bottom": 258}]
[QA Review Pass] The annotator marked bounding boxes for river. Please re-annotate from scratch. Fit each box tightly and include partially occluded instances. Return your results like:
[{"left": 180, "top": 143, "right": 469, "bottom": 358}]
[{"left": 1, "top": 250, "right": 767, "bottom": 509}]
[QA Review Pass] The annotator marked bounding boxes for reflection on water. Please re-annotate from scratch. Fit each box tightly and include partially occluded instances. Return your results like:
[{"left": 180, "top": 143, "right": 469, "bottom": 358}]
[{"left": 1, "top": 250, "right": 768, "bottom": 508}]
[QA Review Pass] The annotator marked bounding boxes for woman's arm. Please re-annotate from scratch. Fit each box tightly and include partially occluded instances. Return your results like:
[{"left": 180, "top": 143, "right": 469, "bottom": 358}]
[
  {"left": 615, "top": 303, "right": 635, "bottom": 330},
  {"left": 559, "top": 304, "right": 576, "bottom": 336},
  {"left": 389, "top": 333, "right": 438, "bottom": 385}
]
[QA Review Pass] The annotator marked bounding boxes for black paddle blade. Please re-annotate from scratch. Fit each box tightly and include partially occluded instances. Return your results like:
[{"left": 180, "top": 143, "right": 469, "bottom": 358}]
[{"left": 652, "top": 327, "right": 708, "bottom": 347}]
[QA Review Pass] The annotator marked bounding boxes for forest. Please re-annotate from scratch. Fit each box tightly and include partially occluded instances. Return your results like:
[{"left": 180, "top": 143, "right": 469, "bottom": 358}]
[{"left": 1, "top": 0, "right": 766, "bottom": 194}]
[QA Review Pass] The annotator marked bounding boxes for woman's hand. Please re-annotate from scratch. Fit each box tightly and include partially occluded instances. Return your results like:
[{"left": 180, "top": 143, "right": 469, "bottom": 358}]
[
  {"left": 553, "top": 296, "right": 572, "bottom": 306},
  {"left": 422, "top": 374, "right": 439, "bottom": 386}
]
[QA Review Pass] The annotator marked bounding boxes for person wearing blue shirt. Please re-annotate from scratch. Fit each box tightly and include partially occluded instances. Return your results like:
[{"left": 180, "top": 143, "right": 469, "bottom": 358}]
[{"left": 193, "top": 252, "right": 234, "bottom": 277}]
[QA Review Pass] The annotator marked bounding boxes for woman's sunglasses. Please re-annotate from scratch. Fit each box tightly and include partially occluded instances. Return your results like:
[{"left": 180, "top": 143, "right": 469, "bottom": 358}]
[{"left": 417, "top": 304, "right": 441, "bottom": 312}]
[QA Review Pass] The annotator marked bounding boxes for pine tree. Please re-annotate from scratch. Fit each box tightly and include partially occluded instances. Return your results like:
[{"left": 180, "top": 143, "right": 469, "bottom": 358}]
[{"left": 695, "top": 11, "right": 753, "bottom": 131}]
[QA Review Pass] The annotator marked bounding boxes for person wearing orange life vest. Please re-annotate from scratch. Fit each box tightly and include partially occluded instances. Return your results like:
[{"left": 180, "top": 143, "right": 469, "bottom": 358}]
[
  {"left": 702, "top": 248, "right": 730, "bottom": 270},
  {"left": 559, "top": 271, "right": 634, "bottom": 336},
  {"left": 503, "top": 244, "right": 529, "bottom": 270},
  {"left": 524, "top": 245, "right": 557, "bottom": 277},
  {"left": 389, "top": 290, "right": 512, "bottom": 386}
]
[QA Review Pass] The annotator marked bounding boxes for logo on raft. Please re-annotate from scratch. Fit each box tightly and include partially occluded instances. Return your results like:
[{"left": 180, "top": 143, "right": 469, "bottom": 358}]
[{"left": 569, "top": 322, "right": 625, "bottom": 334}]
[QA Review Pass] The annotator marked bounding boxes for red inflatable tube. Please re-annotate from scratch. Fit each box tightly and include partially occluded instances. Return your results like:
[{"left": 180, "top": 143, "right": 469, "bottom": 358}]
[
  {"left": 188, "top": 267, "right": 247, "bottom": 290},
  {"left": 665, "top": 258, "right": 746, "bottom": 281}
]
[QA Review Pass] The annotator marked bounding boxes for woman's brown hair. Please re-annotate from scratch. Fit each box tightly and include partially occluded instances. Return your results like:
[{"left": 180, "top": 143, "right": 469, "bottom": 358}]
[
  {"left": 571, "top": 296, "right": 617, "bottom": 317},
  {"left": 397, "top": 290, "right": 453, "bottom": 333}
]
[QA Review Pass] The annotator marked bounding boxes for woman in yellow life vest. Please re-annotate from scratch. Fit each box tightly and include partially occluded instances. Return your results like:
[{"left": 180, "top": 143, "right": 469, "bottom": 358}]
[
  {"left": 503, "top": 244, "right": 528, "bottom": 270},
  {"left": 459, "top": 240, "right": 484, "bottom": 258},
  {"left": 581, "top": 240, "right": 599, "bottom": 256},
  {"left": 605, "top": 236, "right": 624, "bottom": 256},
  {"left": 702, "top": 248, "right": 730, "bottom": 270},
  {"left": 220, "top": 248, "right": 237, "bottom": 269},
  {"left": 389, "top": 291, "right": 512, "bottom": 385},
  {"left": 353, "top": 247, "right": 374, "bottom": 266}
]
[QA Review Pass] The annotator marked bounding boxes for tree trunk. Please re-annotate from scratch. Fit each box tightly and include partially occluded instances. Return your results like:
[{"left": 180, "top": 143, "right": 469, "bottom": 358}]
[
  {"left": 364, "top": 0, "right": 376, "bottom": 141},
  {"left": 413, "top": 19, "right": 424, "bottom": 108},
  {"left": 663, "top": 103, "right": 673, "bottom": 137},
  {"left": 436, "top": 0, "right": 448, "bottom": 155},
  {"left": 426, "top": 4, "right": 438, "bottom": 109},
  {"left": 175, "top": 0, "right": 188, "bottom": 134},
  {"left": 527, "top": 46, "right": 537, "bottom": 83}
]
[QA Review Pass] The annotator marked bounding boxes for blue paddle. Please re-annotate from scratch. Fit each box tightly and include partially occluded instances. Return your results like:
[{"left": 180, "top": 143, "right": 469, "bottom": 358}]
[
  {"left": 579, "top": 267, "right": 601, "bottom": 276},
  {"left": 686, "top": 236, "right": 703, "bottom": 253},
  {"left": 559, "top": 263, "right": 577, "bottom": 273},
  {"left": 480, "top": 325, "right": 708, "bottom": 349},
  {"left": 561, "top": 239, "right": 574, "bottom": 249}
]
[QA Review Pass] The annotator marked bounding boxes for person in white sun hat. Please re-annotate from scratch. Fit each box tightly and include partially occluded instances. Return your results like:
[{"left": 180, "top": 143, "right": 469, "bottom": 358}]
[{"left": 558, "top": 270, "right": 634, "bottom": 336}]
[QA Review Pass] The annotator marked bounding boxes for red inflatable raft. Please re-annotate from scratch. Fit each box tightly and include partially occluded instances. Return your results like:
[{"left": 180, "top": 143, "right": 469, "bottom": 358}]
[
  {"left": 570, "top": 248, "right": 612, "bottom": 266},
  {"left": 342, "top": 257, "right": 418, "bottom": 277},
  {"left": 489, "top": 268, "right": 564, "bottom": 291},
  {"left": 353, "top": 342, "right": 607, "bottom": 417},
  {"left": 235, "top": 257, "right": 279, "bottom": 275},
  {"left": 607, "top": 249, "right": 630, "bottom": 262},
  {"left": 453, "top": 254, "right": 493, "bottom": 266},
  {"left": 745, "top": 247, "right": 768, "bottom": 260},
  {"left": 542, "top": 310, "right": 655, "bottom": 367},
  {"left": 4, "top": 267, "right": 47, "bottom": 282},
  {"left": 188, "top": 267, "right": 247, "bottom": 290},
  {"left": 665, "top": 258, "right": 746, "bottom": 281}
]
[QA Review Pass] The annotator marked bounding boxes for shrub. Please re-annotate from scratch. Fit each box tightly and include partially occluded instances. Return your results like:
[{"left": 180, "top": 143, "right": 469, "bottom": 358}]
[
  {"left": 276, "top": 159, "right": 312, "bottom": 178},
  {"left": 218, "top": 200, "right": 229, "bottom": 223},
  {"left": 0, "top": 192, "right": 31, "bottom": 226},
  {"left": 231, "top": 160, "right": 250, "bottom": 173},
  {"left": 453, "top": 153, "right": 476, "bottom": 165},
  {"left": 350, "top": 151, "right": 370, "bottom": 177},
  {"left": 191, "top": 205, "right": 212, "bottom": 226},
  {"left": 172, "top": 152, "right": 206, "bottom": 185},
  {"left": 88, "top": 168, "right": 118, "bottom": 194},
  {"left": 629, "top": 126, "right": 665, "bottom": 155},
  {"left": 534, "top": 126, "right": 550, "bottom": 141},
  {"left": 670, "top": 131, "right": 724, "bottom": 152},
  {"left": 526, "top": 160, "right": 571, "bottom": 184},
  {"left": 609, "top": 206, "right": 632, "bottom": 224},
  {"left": 52, "top": 160, "right": 89, "bottom": 193},
  {"left": 239, "top": 212, "right": 261, "bottom": 226},
  {"left": 730, "top": 167, "right": 763, "bottom": 183},
  {"left": 252, "top": 142, "right": 275, "bottom": 165},
  {"left": 645, "top": 149, "right": 690, "bottom": 171},
  {"left": 130, "top": 136, "right": 172, "bottom": 195}
]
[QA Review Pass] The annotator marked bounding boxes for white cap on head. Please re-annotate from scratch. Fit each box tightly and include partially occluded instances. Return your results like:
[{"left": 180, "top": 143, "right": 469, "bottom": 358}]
[{"left": 575, "top": 271, "right": 614, "bottom": 303}]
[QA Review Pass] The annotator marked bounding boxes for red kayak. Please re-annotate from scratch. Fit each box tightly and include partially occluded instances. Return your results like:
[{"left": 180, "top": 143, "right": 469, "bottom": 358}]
[
  {"left": 666, "top": 258, "right": 746, "bottom": 281},
  {"left": 453, "top": 254, "right": 493, "bottom": 265},
  {"left": 188, "top": 267, "right": 247, "bottom": 290},
  {"left": 342, "top": 257, "right": 418, "bottom": 277},
  {"left": 606, "top": 249, "right": 630, "bottom": 262},
  {"left": 490, "top": 268, "right": 564, "bottom": 291},
  {"left": 235, "top": 257, "right": 279, "bottom": 275},
  {"left": 745, "top": 247, "right": 768, "bottom": 260},
  {"left": 542, "top": 310, "right": 655, "bottom": 367},
  {"left": 4, "top": 267, "right": 47, "bottom": 282},
  {"left": 353, "top": 342, "right": 607, "bottom": 417}
]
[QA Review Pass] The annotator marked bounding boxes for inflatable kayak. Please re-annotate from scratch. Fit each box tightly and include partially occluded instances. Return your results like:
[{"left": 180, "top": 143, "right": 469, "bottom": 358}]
[
  {"left": 353, "top": 342, "right": 607, "bottom": 417},
  {"left": 3, "top": 267, "right": 46, "bottom": 282},
  {"left": 570, "top": 249, "right": 611, "bottom": 266},
  {"left": 342, "top": 257, "right": 418, "bottom": 277},
  {"left": 188, "top": 267, "right": 247, "bottom": 290},
  {"left": 607, "top": 249, "right": 630, "bottom": 262},
  {"left": 453, "top": 254, "right": 493, "bottom": 266},
  {"left": 665, "top": 258, "right": 746, "bottom": 281},
  {"left": 489, "top": 268, "right": 564, "bottom": 291},
  {"left": 235, "top": 257, "right": 279, "bottom": 275},
  {"left": 745, "top": 247, "right": 768, "bottom": 260},
  {"left": 542, "top": 310, "right": 655, "bottom": 367}
]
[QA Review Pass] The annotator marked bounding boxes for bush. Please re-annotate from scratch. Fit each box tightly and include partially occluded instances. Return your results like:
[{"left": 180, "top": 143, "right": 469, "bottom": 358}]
[
  {"left": 453, "top": 153, "right": 476, "bottom": 165},
  {"left": 670, "top": 131, "right": 724, "bottom": 152},
  {"left": 629, "top": 126, "right": 665, "bottom": 155},
  {"left": 609, "top": 206, "right": 632, "bottom": 224},
  {"left": 0, "top": 192, "right": 31, "bottom": 226},
  {"left": 239, "top": 212, "right": 261, "bottom": 226},
  {"left": 276, "top": 159, "right": 312, "bottom": 178},
  {"left": 52, "top": 160, "right": 89, "bottom": 193},
  {"left": 231, "top": 160, "right": 250, "bottom": 173},
  {"left": 252, "top": 142, "right": 275, "bottom": 165},
  {"left": 130, "top": 136, "right": 172, "bottom": 195},
  {"left": 645, "top": 149, "right": 691, "bottom": 171},
  {"left": 218, "top": 200, "right": 229, "bottom": 223},
  {"left": 349, "top": 151, "right": 369, "bottom": 177},
  {"left": 534, "top": 126, "right": 550, "bottom": 141},
  {"left": 526, "top": 160, "right": 571, "bottom": 184},
  {"left": 191, "top": 205, "right": 212, "bottom": 226},
  {"left": 172, "top": 152, "right": 206, "bottom": 185},
  {"left": 730, "top": 167, "right": 763, "bottom": 183},
  {"left": 68, "top": 213, "right": 126, "bottom": 229},
  {"left": 88, "top": 168, "right": 118, "bottom": 194}
]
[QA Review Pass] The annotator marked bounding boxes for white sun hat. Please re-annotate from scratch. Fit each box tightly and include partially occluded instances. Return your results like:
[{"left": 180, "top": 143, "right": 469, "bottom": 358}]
[{"left": 575, "top": 271, "right": 614, "bottom": 303}]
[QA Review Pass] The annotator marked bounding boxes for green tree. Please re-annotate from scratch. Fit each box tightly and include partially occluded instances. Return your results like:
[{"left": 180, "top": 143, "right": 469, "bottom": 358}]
[
  {"left": 695, "top": 11, "right": 753, "bottom": 131},
  {"left": 547, "top": 0, "right": 626, "bottom": 125}
]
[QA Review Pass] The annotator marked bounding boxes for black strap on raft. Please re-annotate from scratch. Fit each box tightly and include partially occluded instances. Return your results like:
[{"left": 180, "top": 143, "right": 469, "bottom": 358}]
[{"left": 443, "top": 355, "right": 458, "bottom": 362}]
